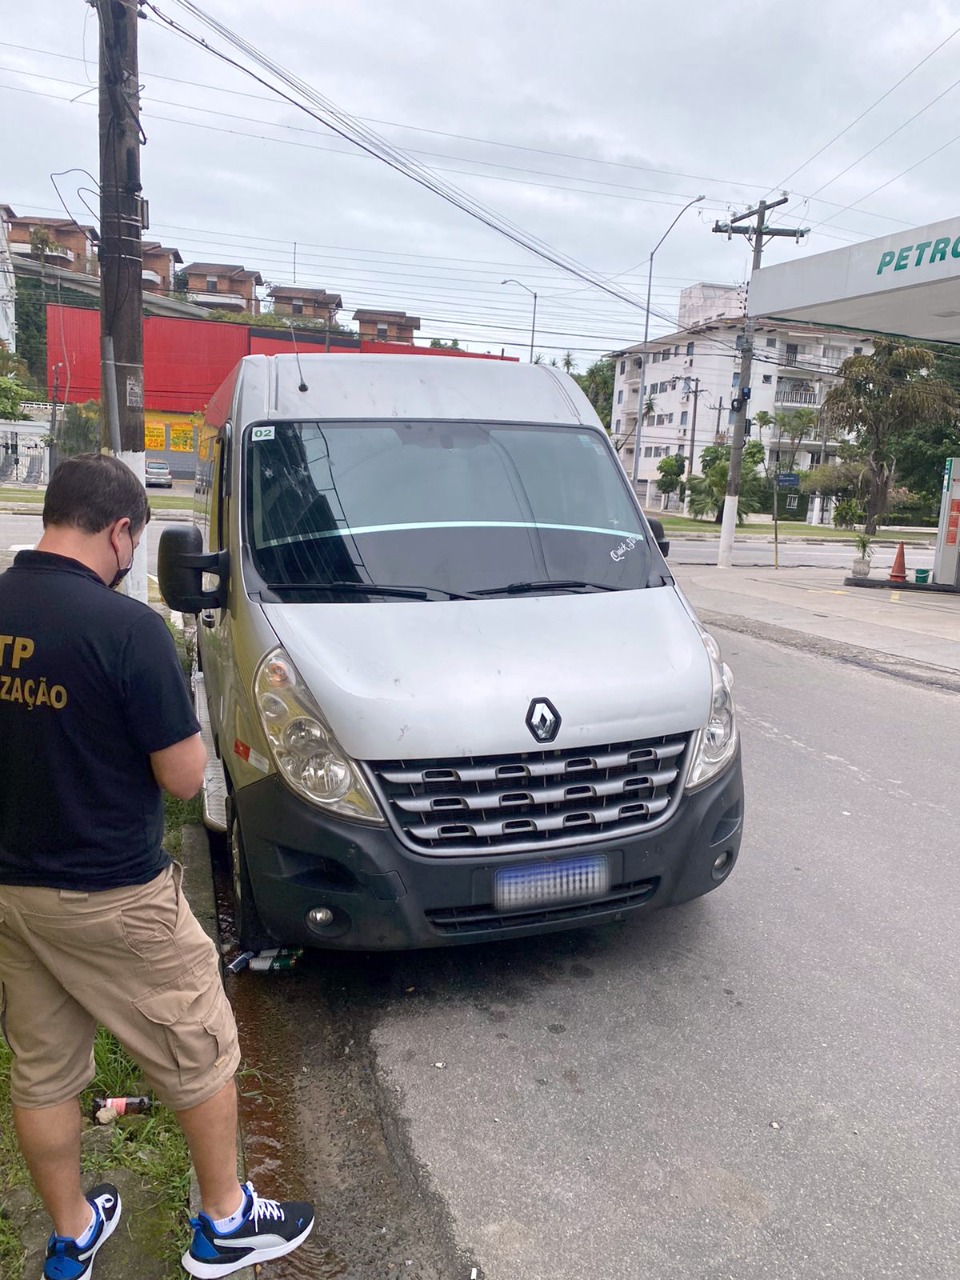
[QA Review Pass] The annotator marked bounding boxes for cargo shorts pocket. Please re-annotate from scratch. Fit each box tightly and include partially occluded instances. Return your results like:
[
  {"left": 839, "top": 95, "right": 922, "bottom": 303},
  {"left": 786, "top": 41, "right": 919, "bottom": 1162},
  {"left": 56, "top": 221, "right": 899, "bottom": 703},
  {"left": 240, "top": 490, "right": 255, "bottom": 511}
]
[{"left": 134, "top": 971, "right": 237, "bottom": 1095}]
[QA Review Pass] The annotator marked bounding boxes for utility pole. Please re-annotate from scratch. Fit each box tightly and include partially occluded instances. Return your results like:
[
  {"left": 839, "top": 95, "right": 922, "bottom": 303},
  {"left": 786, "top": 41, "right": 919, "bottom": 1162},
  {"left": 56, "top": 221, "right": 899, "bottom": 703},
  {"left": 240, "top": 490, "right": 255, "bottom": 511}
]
[
  {"left": 96, "top": 0, "right": 147, "bottom": 601},
  {"left": 683, "top": 377, "right": 701, "bottom": 516},
  {"left": 713, "top": 197, "right": 807, "bottom": 567}
]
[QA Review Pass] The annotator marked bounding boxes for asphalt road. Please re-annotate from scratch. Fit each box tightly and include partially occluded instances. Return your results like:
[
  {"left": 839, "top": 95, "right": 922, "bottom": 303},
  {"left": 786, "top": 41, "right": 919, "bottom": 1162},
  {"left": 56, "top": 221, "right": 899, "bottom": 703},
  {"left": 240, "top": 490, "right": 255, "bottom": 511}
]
[
  {"left": 0, "top": 511, "right": 935, "bottom": 575},
  {"left": 220, "top": 629, "right": 960, "bottom": 1280},
  {"left": 0, "top": 512, "right": 180, "bottom": 575}
]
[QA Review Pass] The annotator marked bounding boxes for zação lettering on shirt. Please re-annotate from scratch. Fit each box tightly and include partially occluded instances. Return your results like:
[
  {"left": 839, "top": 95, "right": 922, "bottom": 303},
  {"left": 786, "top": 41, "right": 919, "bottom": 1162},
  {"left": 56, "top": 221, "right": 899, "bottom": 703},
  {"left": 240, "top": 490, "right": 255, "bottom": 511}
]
[{"left": 0, "top": 675, "right": 68, "bottom": 710}]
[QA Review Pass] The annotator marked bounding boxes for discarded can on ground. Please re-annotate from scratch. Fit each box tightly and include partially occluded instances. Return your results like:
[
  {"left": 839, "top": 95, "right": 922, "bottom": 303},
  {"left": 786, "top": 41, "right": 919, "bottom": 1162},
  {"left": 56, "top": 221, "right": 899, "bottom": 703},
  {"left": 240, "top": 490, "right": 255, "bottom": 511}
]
[
  {"left": 248, "top": 947, "right": 303, "bottom": 972},
  {"left": 92, "top": 1095, "right": 153, "bottom": 1120}
]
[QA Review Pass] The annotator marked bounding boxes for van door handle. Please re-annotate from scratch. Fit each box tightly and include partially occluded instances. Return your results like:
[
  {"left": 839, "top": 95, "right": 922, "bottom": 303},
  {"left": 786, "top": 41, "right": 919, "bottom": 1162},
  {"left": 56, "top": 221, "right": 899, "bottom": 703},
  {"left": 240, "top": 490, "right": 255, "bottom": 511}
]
[{"left": 200, "top": 610, "right": 216, "bottom": 628}]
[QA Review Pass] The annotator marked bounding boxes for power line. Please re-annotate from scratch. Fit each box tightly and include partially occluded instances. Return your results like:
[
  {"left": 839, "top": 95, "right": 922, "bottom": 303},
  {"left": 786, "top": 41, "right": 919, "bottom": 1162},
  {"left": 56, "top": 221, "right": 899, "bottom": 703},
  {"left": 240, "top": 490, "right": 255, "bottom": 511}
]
[{"left": 772, "top": 22, "right": 960, "bottom": 190}]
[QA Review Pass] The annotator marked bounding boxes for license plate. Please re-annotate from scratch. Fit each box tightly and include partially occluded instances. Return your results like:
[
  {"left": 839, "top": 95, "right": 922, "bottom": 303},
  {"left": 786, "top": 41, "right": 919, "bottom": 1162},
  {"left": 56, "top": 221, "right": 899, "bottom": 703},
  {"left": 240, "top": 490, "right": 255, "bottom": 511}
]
[{"left": 493, "top": 855, "right": 610, "bottom": 913}]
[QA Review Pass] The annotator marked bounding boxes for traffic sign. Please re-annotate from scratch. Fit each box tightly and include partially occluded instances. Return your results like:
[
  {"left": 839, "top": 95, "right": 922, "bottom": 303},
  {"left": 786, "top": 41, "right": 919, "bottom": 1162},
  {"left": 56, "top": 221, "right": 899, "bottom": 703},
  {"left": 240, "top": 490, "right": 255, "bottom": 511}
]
[{"left": 776, "top": 472, "right": 800, "bottom": 488}]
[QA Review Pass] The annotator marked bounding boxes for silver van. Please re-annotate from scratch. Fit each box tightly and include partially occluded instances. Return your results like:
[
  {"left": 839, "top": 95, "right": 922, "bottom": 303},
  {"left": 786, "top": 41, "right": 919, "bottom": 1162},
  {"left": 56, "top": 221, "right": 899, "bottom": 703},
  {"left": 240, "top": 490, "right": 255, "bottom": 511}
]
[{"left": 159, "top": 354, "right": 743, "bottom": 951}]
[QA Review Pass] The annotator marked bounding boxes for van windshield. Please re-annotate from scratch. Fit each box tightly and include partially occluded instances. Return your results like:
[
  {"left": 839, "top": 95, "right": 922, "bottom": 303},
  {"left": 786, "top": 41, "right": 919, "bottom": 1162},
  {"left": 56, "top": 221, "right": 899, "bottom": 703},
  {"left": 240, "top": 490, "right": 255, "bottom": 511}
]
[{"left": 244, "top": 420, "right": 654, "bottom": 599}]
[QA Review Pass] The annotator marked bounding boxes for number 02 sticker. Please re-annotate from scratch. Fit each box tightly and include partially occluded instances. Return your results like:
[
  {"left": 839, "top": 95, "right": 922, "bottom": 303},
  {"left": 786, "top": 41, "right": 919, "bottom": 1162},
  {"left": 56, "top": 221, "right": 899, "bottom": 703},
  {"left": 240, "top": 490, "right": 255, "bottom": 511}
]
[{"left": 251, "top": 425, "right": 275, "bottom": 441}]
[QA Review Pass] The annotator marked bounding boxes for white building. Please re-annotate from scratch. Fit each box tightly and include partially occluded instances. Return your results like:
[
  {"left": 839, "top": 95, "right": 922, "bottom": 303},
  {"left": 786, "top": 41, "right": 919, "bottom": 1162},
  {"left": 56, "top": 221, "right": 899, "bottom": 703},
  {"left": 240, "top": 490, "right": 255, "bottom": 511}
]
[
  {"left": 610, "top": 283, "right": 872, "bottom": 513},
  {"left": 0, "top": 207, "right": 16, "bottom": 352}
]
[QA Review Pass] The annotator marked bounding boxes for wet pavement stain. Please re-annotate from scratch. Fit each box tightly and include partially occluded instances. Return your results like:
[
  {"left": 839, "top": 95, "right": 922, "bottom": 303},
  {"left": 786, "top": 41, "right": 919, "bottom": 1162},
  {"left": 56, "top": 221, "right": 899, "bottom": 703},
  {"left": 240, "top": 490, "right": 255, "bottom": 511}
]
[{"left": 212, "top": 852, "right": 478, "bottom": 1280}]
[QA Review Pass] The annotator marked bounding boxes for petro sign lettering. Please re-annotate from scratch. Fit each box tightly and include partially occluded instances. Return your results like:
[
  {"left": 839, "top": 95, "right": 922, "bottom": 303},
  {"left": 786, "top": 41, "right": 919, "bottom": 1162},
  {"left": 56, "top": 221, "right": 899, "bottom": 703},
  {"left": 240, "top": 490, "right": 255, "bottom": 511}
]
[{"left": 877, "top": 232, "right": 960, "bottom": 275}]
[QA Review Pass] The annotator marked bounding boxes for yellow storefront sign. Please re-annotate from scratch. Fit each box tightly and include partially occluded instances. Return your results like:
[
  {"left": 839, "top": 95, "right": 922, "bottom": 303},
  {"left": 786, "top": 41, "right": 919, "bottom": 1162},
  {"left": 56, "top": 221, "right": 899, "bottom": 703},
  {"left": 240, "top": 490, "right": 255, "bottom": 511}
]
[
  {"left": 170, "top": 424, "right": 196, "bottom": 452},
  {"left": 144, "top": 424, "right": 166, "bottom": 451}
]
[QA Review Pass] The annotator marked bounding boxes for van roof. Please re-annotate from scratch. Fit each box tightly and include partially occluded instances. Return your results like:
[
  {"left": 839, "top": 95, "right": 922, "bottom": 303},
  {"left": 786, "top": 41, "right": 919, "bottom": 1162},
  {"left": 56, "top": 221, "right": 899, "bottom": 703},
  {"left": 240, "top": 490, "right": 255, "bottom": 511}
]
[{"left": 224, "top": 354, "right": 601, "bottom": 428}]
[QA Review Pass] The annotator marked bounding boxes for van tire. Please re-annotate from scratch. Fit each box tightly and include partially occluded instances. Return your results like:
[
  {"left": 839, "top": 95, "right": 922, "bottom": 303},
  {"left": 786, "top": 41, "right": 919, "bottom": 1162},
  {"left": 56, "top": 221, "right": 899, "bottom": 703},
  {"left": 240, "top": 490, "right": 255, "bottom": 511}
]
[{"left": 229, "top": 812, "right": 271, "bottom": 952}]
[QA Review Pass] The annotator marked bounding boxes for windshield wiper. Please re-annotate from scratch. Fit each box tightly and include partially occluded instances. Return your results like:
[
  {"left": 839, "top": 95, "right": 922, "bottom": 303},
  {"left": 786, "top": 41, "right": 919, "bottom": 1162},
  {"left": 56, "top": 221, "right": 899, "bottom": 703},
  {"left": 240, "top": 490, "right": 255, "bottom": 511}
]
[
  {"left": 264, "top": 580, "right": 475, "bottom": 601},
  {"left": 467, "top": 579, "right": 621, "bottom": 597}
]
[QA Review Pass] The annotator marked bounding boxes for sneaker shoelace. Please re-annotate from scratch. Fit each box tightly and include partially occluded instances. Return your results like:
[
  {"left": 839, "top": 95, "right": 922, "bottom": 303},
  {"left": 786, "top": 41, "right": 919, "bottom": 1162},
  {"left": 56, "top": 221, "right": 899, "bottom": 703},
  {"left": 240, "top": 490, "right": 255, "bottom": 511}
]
[{"left": 248, "top": 1189, "right": 285, "bottom": 1225}]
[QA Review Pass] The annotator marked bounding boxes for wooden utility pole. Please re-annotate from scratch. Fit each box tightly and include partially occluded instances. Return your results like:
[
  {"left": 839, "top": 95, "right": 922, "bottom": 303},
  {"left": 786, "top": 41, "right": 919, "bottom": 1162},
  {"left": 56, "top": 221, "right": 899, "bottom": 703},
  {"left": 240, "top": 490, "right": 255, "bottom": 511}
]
[
  {"left": 713, "top": 197, "right": 806, "bottom": 567},
  {"left": 97, "top": 0, "right": 145, "bottom": 457}
]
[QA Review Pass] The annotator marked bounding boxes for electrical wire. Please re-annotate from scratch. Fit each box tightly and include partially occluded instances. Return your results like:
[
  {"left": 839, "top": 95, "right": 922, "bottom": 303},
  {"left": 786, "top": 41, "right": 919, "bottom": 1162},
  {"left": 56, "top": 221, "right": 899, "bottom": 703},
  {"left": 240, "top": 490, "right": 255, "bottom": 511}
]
[{"left": 771, "top": 22, "right": 960, "bottom": 191}]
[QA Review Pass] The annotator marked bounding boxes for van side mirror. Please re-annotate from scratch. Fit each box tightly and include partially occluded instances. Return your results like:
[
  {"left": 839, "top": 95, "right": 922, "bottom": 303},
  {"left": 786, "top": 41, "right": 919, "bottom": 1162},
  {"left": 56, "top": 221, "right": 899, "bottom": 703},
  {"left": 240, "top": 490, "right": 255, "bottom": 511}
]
[
  {"left": 158, "top": 524, "right": 228, "bottom": 613},
  {"left": 647, "top": 517, "right": 670, "bottom": 558}
]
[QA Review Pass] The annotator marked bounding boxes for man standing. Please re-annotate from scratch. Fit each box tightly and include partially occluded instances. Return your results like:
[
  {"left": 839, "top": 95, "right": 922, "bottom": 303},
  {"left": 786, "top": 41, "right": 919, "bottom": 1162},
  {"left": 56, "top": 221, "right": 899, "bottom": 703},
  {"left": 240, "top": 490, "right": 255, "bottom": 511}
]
[{"left": 0, "top": 454, "right": 314, "bottom": 1278}]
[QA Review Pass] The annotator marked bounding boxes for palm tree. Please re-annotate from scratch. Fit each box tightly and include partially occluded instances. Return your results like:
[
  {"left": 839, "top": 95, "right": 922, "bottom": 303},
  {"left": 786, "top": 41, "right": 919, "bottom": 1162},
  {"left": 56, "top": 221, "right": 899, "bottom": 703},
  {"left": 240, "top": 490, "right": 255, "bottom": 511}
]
[
  {"left": 561, "top": 350, "right": 576, "bottom": 374},
  {"left": 823, "top": 339, "right": 958, "bottom": 534}
]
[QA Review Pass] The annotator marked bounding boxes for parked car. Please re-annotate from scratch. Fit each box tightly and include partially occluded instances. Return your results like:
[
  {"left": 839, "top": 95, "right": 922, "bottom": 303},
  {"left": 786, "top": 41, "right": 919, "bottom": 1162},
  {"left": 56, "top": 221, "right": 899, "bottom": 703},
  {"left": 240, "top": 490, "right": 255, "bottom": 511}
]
[
  {"left": 159, "top": 354, "right": 744, "bottom": 952},
  {"left": 145, "top": 460, "right": 173, "bottom": 488}
]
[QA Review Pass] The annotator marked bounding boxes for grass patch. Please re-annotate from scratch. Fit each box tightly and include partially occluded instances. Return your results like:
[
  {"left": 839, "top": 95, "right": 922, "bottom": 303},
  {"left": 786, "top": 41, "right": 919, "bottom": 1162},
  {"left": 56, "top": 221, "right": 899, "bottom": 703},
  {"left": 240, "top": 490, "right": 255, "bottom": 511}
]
[
  {"left": 0, "top": 489, "right": 193, "bottom": 511},
  {"left": 653, "top": 514, "right": 934, "bottom": 541}
]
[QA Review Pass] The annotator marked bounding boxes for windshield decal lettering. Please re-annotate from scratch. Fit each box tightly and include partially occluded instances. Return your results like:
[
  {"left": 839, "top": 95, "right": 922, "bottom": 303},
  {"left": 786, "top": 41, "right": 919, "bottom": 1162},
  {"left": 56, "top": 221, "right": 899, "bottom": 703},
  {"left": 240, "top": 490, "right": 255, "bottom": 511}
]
[{"left": 610, "top": 535, "right": 641, "bottom": 562}]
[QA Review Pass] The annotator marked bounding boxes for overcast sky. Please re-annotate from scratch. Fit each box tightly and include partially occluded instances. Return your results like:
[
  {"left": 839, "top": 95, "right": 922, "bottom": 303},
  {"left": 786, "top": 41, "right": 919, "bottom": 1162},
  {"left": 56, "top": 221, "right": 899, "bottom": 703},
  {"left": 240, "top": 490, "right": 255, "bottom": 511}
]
[{"left": 3, "top": 0, "right": 960, "bottom": 366}]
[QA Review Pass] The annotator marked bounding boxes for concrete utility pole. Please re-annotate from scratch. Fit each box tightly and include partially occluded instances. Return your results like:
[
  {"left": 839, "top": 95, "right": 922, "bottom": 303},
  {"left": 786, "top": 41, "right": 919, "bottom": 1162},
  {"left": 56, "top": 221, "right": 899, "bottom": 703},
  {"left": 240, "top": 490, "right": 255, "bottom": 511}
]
[
  {"left": 683, "top": 376, "right": 701, "bottom": 516},
  {"left": 713, "top": 197, "right": 806, "bottom": 567},
  {"left": 96, "top": 0, "right": 148, "bottom": 601}
]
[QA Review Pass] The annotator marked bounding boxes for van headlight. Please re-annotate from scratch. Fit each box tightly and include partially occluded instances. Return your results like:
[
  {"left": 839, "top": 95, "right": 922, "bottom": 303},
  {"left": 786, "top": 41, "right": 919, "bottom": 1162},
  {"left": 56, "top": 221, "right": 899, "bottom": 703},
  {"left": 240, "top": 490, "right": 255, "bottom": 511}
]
[
  {"left": 254, "top": 648, "right": 384, "bottom": 823},
  {"left": 685, "top": 633, "right": 739, "bottom": 790}
]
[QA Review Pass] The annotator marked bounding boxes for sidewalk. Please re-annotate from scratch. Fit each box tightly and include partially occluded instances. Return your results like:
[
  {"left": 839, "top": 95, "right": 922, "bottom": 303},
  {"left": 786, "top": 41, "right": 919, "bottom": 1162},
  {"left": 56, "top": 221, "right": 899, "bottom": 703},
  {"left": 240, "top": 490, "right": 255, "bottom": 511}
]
[{"left": 675, "top": 563, "right": 960, "bottom": 691}]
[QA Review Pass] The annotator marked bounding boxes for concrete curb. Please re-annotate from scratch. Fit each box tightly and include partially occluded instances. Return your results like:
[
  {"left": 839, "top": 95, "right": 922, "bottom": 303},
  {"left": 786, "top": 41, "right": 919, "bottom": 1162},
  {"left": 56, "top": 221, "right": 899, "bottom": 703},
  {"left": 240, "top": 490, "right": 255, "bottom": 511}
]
[{"left": 181, "top": 823, "right": 257, "bottom": 1280}]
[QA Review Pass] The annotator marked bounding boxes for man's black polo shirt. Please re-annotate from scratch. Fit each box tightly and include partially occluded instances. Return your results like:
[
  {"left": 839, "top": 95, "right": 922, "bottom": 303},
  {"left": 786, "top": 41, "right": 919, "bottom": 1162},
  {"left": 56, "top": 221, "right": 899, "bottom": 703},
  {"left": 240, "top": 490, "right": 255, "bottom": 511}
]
[{"left": 0, "top": 550, "right": 201, "bottom": 890}]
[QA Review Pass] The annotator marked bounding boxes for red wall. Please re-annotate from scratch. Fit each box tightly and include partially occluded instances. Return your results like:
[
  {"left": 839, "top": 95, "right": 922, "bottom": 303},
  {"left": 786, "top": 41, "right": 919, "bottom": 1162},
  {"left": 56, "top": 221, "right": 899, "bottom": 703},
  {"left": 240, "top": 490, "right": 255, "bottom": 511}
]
[{"left": 47, "top": 305, "right": 513, "bottom": 413}]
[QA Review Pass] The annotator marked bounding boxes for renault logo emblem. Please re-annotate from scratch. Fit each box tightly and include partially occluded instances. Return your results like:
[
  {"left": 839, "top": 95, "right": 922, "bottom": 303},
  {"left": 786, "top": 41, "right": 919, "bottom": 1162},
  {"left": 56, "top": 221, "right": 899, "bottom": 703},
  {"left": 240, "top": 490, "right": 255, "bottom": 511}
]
[{"left": 526, "top": 697, "right": 561, "bottom": 744}]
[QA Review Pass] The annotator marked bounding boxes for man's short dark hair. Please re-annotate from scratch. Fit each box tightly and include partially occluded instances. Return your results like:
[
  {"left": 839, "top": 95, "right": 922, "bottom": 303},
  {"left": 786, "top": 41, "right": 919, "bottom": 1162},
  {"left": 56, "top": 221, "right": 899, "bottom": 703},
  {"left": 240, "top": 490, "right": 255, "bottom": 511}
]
[{"left": 43, "top": 454, "right": 151, "bottom": 535}]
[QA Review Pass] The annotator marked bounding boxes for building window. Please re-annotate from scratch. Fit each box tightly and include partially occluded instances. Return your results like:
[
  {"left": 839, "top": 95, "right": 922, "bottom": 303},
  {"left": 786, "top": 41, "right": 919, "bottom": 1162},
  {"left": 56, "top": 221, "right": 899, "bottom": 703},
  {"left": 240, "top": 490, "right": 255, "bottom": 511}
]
[
  {"left": 376, "top": 323, "right": 388, "bottom": 339},
  {"left": 673, "top": 346, "right": 680, "bottom": 357},
  {"left": 762, "top": 374, "right": 772, "bottom": 384},
  {"left": 644, "top": 446, "right": 653, "bottom": 457},
  {"left": 666, "top": 413, "right": 674, "bottom": 424},
  {"left": 205, "top": 277, "right": 218, "bottom": 292},
  {"left": 732, "top": 372, "right": 740, "bottom": 388},
  {"left": 291, "top": 302, "right": 303, "bottom": 315},
  {"left": 634, "top": 357, "right": 643, "bottom": 368},
  {"left": 735, "top": 334, "right": 746, "bottom": 350},
  {"left": 853, "top": 346, "right": 863, "bottom": 354},
  {"left": 614, "top": 418, "right": 621, "bottom": 434},
  {"left": 809, "top": 451, "right": 822, "bottom": 466},
  {"left": 686, "top": 342, "right": 695, "bottom": 356},
  {"left": 619, "top": 359, "right": 625, "bottom": 374},
  {"left": 766, "top": 337, "right": 777, "bottom": 348},
  {"left": 655, "top": 414, "right": 665, "bottom": 425},
  {"left": 617, "top": 389, "right": 624, "bottom": 404},
  {"left": 680, "top": 411, "right": 688, "bottom": 426},
  {"left": 822, "top": 345, "right": 844, "bottom": 362}
]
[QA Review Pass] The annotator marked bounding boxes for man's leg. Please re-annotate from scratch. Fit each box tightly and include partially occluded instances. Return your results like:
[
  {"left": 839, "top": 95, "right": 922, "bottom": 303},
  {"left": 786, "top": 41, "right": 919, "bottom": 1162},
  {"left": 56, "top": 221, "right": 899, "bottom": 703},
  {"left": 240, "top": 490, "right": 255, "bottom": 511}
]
[
  {"left": 176, "top": 1078, "right": 245, "bottom": 1221},
  {"left": 13, "top": 1100, "right": 92, "bottom": 1241}
]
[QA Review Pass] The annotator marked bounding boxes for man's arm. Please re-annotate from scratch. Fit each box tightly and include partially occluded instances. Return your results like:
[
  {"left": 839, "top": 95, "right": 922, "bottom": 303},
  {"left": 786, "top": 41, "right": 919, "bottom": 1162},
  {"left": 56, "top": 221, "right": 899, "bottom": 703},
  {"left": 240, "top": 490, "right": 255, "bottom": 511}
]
[{"left": 150, "top": 732, "right": 206, "bottom": 800}]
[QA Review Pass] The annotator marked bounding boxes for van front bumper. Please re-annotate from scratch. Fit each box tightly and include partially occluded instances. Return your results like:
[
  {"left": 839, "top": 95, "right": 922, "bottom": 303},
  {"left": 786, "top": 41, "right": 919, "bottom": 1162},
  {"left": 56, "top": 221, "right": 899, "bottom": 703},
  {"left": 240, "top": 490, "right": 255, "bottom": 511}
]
[{"left": 232, "top": 753, "right": 743, "bottom": 950}]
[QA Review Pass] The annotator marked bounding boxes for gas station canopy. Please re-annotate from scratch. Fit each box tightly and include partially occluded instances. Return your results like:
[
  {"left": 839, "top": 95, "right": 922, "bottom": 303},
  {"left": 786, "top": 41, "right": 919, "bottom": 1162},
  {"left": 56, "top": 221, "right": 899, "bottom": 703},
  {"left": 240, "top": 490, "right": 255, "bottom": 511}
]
[{"left": 748, "top": 215, "right": 960, "bottom": 345}]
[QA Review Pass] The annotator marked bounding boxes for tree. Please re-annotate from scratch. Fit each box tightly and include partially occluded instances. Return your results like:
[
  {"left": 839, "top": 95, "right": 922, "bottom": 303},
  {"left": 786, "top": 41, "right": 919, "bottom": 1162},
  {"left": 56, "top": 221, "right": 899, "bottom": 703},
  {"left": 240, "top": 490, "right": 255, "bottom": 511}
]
[
  {"left": 823, "top": 339, "right": 958, "bottom": 534},
  {"left": 0, "top": 376, "right": 29, "bottom": 421},
  {"left": 29, "top": 227, "right": 64, "bottom": 264},
  {"left": 687, "top": 441, "right": 765, "bottom": 523},
  {"left": 57, "top": 401, "right": 101, "bottom": 456},
  {"left": 561, "top": 351, "right": 576, "bottom": 374},
  {"left": 429, "top": 338, "right": 461, "bottom": 350},
  {"left": 573, "top": 358, "right": 615, "bottom": 434},
  {"left": 655, "top": 452, "right": 686, "bottom": 506}
]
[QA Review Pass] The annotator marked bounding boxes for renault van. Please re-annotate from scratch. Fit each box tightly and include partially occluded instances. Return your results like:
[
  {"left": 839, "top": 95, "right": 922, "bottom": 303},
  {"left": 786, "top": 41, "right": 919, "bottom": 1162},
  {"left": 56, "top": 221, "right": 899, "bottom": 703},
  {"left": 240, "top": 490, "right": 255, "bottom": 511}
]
[{"left": 159, "top": 354, "right": 743, "bottom": 951}]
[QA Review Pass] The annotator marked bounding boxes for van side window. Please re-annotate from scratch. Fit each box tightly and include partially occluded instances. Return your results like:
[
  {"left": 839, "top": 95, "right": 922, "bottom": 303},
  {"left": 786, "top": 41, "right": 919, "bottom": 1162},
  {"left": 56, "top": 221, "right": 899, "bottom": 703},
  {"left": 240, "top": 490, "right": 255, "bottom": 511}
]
[{"left": 209, "top": 434, "right": 226, "bottom": 552}]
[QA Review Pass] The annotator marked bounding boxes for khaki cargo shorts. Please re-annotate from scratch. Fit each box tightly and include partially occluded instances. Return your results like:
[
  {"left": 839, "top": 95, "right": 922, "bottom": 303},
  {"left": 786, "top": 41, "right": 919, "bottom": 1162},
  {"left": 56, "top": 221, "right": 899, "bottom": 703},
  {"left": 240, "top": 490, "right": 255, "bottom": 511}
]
[{"left": 0, "top": 864, "right": 241, "bottom": 1111}]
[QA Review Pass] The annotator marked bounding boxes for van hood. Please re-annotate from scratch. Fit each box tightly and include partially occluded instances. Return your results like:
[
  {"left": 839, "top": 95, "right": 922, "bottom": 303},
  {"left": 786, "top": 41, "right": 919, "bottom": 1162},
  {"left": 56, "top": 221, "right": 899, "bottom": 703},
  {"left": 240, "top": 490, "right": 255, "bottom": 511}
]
[{"left": 260, "top": 586, "right": 712, "bottom": 761}]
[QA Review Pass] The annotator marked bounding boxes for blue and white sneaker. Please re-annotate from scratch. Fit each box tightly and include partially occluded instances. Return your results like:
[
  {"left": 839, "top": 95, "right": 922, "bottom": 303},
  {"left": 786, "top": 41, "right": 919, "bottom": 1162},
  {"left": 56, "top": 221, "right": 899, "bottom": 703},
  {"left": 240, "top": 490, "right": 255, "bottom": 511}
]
[
  {"left": 43, "top": 1183, "right": 122, "bottom": 1280},
  {"left": 181, "top": 1182, "right": 314, "bottom": 1278}
]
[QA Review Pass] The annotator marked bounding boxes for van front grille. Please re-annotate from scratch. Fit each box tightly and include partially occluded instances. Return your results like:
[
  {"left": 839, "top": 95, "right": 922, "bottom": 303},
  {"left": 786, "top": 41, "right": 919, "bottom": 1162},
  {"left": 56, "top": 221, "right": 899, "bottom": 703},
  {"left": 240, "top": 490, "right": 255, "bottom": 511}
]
[{"left": 368, "top": 733, "right": 690, "bottom": 855}]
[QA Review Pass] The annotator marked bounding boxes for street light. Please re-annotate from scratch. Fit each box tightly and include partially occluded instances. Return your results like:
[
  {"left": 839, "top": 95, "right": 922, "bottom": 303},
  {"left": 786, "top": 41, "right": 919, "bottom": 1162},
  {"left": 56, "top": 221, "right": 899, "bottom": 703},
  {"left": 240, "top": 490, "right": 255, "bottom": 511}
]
[
  {"left": 501, "top": 279, "right": 538, "bottom": 362},
  {"left": 631, "top": 195, "right": 705, "bottom": 486}
]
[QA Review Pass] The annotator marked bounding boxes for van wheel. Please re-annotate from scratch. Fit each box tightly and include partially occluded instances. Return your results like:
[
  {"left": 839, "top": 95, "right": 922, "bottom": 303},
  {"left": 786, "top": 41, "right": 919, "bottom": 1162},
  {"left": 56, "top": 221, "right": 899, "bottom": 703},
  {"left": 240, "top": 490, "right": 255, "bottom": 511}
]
[{"left": 229, "top": 813, "right": 271, "bottom": 952}]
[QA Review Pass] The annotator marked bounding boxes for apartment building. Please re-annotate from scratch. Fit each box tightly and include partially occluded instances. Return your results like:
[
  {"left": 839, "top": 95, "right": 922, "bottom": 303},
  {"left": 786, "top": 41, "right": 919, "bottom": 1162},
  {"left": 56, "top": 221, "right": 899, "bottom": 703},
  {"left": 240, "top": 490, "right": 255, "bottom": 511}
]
[
  {"left": 0, "top": 209, "right": 15, "bottom": 351},
  {"left": 142, "top": 243, "right": 183, "bottom": 295},
  {"left": 269, "top": 286, "right": 342, "bottom": 323},
  {"left": 183, "top": 262, "right": 263, "bottom": 315},
  {"left": 1, "top": 208, "right": 100, "bottom": 277},
  {"left": 352, "top": 309, "right": 420, "bottom": 343},
  {"left": 610, "top": 283, "right": 871, "bottom": 506}
]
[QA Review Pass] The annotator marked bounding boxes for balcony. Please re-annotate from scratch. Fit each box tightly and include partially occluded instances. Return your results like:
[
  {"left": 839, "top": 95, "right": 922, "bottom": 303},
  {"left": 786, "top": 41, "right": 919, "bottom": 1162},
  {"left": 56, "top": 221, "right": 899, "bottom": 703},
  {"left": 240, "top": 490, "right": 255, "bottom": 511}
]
[
  {"left": 188, "top": 290, "right": 248, "bottom": 312},
  {"left": 774, "top": 386, "right": 821, "bottom": 406}
]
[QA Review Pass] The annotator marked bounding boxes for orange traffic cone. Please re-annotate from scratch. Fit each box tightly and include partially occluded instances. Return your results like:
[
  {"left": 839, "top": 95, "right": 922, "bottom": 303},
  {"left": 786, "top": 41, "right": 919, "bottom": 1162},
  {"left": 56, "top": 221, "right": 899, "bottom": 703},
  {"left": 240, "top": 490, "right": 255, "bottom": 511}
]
[{"left": 889, "top": 541, "right": 907, "bottom": 584}]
